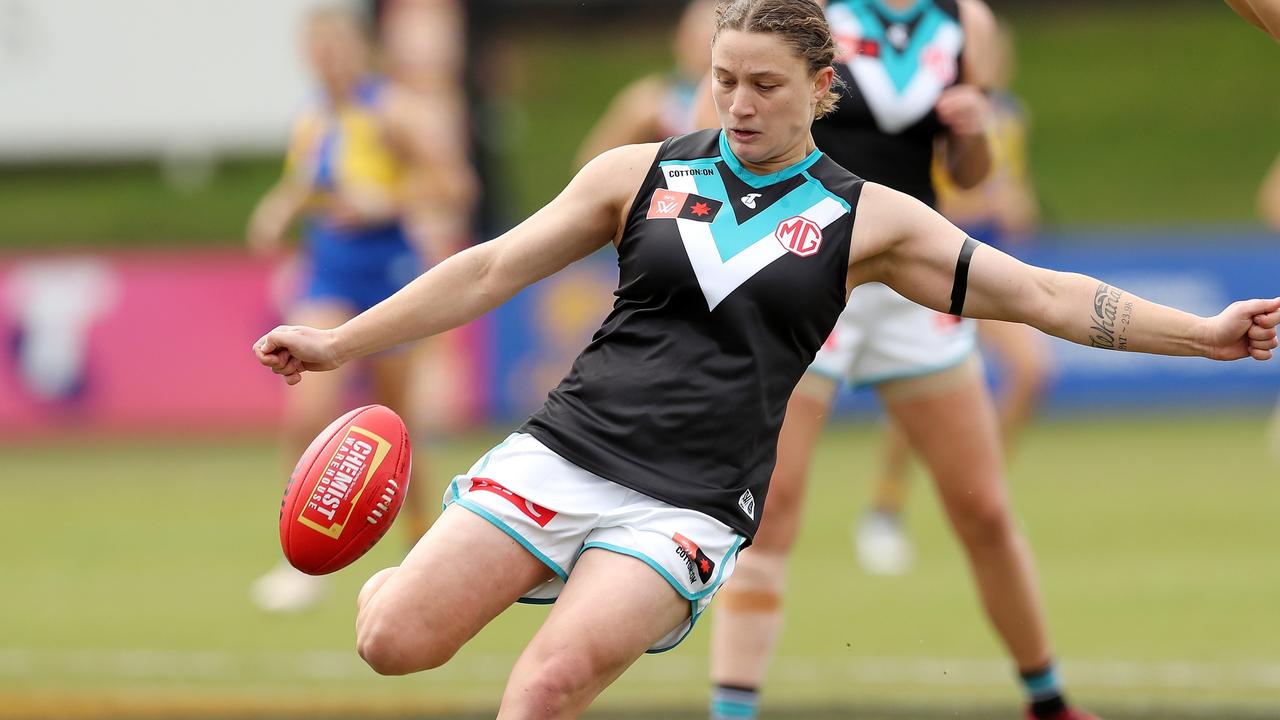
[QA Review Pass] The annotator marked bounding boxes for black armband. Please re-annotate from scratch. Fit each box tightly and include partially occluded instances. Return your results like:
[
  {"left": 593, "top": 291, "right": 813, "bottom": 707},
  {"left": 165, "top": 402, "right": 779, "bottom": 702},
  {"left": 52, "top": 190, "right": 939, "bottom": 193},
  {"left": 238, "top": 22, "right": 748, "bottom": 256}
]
[{"left": 947, "top": 236, "right": 981, "bottom": 316}]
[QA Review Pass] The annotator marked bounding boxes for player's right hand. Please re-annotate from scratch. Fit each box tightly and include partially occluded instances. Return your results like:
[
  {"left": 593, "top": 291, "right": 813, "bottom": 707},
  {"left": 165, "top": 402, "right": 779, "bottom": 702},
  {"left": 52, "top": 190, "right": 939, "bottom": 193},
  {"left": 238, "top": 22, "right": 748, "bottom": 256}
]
[{"left": 253, "top": 325, "right": 343, "bottom": 385}]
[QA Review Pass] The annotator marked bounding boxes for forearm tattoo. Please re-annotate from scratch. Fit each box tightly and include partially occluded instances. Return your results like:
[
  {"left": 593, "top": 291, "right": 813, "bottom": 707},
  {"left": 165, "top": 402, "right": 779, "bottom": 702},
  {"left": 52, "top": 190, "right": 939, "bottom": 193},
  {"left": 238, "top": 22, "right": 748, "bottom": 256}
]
[{"left": 1088, "top": 282, "right": 1134, "bottom": 350}]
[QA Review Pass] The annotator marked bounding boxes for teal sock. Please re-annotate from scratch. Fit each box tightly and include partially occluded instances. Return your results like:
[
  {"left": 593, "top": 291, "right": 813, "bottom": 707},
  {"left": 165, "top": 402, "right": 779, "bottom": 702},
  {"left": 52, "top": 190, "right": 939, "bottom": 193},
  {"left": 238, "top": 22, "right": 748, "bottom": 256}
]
[
  {"left": 710, "top": 684, "right": 759, "bottom": 720},
  {"left": 1020, "top": 662, "right": 1068, "bottom": 718}
]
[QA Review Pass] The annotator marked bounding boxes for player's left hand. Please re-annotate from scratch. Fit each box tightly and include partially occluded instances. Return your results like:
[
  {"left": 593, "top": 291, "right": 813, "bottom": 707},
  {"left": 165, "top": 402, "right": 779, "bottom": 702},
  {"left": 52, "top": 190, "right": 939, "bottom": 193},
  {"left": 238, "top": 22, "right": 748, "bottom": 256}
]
[
  {"left": 935, "top": 85, "right": 990, "bottom": 137},
  {"left": 1201, "top": 298, "right": 1280, "bottom": 361}
]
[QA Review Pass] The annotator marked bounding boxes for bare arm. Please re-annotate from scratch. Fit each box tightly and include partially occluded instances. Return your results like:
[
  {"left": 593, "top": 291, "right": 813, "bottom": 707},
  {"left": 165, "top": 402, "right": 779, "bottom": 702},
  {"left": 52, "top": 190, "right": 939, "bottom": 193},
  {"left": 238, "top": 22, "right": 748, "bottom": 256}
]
[
  {"left": 850, "top": 183, "right": 1280, "bottom": 361},
  {"left": 245, "top": 177, "right": 311, "bottom": 255},
  {"left": 1259, "top": 152, "right": 1280, "bottom": 229},
  {"left": 383, "top": 86, "right": 478, "bottom": 257},
  {"left": 255, "top": 143, "right": 661, "bottom": 383},
  {"left": 935, "top": 0, "right": 997, "bottom": 188}
]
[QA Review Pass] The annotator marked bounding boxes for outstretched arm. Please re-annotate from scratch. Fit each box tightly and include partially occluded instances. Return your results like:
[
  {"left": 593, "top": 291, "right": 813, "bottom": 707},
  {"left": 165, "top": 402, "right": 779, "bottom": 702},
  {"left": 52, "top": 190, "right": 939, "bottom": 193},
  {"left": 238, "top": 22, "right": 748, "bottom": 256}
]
[
  {"left": 849, "top": 182, "right": 1280, "bottom": 361},
  {"left": 255, "top": 143, "right": 661, "bottom": 384}
]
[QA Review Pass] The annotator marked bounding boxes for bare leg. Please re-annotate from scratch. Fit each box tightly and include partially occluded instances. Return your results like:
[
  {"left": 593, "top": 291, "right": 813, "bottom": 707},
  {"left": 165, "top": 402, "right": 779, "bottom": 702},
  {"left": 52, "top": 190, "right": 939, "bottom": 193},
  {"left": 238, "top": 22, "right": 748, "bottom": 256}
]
[
  {"left": 978, "top": 319, "right": 1051, "bottom": 448},
  {"left": 868, "top": 422, "right": 911, "bottom": 514},
  {"left": 710, "top": 374, "right": 836, "bottom": 690},
  {"left": 880, "top": 373, "right": 1052, "bottom": 671},
  {"left": 356, "top": 504, "right": 554, "bottom": 675},
  {"left": 498, "top": 548, "right": 691, "bottom": 719}
]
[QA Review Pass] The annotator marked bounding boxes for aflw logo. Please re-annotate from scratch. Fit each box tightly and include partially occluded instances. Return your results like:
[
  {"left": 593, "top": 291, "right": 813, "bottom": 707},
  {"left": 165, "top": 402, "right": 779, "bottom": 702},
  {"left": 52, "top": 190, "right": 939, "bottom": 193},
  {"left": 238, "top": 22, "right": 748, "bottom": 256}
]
[{"left": 775, "top": 216, "right": 823, "bottom": 257}]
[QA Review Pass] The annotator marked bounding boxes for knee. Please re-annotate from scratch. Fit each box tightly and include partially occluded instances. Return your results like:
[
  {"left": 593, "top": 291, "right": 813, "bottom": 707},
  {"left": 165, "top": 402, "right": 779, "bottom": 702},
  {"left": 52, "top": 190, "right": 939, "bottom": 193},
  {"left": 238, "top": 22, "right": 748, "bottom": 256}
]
[
  {"left": 947, "top": 493, "right": 1015, "bottom": 549},
  {"left": 506, "top": 652, "right": 596, "bottom": 715},
  {"left": 356, "top": 607, "right": 457, "bottom": 676},
  {"left": 718, "top": 550, "right": 789, "bottom": 613}
]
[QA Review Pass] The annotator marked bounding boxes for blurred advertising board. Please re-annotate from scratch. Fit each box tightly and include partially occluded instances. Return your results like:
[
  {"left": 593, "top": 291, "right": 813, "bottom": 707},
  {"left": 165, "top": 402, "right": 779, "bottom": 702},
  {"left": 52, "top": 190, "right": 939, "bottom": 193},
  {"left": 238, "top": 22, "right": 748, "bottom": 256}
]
[
  {"left": 0, "top": 251, "right": 487, "bottom": 439},
  {"left": 1, "top": 232, "right": 1276, "bottom": 439},
  {"left": 0, "top": 251, "right": 283, "bottom": 436}
]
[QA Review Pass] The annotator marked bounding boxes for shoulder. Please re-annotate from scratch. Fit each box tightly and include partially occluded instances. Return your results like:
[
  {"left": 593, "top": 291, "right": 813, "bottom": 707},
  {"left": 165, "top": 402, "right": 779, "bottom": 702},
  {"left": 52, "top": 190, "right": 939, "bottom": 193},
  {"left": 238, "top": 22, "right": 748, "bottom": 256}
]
[
  {"left": 658, "top": 127, "right": 723, "bottom": 161},
  {"left": 956, "top": 0, "right": 997, "bottom": 86},
  {"left": 573, "top": 142, "right": 665, "bottom": 200},
  {"left": 807, "top": 155, "right": 866, "bottom": 211},
  {"left": 957, "top": 0, "right": 997, "bottom": 39},
  {"left": 615, "top": 74, "right": 671, "bottom": 107}
]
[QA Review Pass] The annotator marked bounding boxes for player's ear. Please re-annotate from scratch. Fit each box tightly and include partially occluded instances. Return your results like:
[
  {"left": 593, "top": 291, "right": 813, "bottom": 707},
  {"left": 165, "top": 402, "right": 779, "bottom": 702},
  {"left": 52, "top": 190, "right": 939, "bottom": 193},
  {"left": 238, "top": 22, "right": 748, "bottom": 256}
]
[{"left": 812, "top": 66, "right": 834, "bottom": 106}]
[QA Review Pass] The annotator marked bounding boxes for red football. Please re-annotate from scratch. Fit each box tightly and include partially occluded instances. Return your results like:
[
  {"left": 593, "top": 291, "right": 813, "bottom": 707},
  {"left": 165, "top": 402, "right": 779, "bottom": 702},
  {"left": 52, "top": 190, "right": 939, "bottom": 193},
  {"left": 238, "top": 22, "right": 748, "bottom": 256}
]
[{"left": 279, "top": 404, "right": 412, "bottom": 575}]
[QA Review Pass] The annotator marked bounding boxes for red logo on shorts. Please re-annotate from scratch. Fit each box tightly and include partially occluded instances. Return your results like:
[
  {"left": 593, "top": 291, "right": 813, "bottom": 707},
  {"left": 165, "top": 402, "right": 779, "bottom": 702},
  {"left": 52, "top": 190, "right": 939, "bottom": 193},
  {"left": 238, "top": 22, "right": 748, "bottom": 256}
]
[
  {"left": 672, "top": 532, "right": 715, "bottom": 584},
  {"left": 775, "top": 216, "right": 823, "bottom": 257},
  {"left": 933, "top": 312, "right": 963, "bottom": 331},
  {"left": 469, "top": 477, "right": 557, "bottom": 527}
]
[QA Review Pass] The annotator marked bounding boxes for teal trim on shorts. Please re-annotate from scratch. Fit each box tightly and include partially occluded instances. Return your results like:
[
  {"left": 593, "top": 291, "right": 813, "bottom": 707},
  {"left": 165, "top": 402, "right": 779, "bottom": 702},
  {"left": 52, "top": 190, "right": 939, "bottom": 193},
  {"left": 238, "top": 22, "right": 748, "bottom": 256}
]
[
  {"left": 581, "top": 537, "right": 746, "bottom": 653},
  {"left": 440, "top": 434, "right": 519, "bottom": 511},
  {"left": 845, "top": 342, "right": 978, "bottom": 391},
  {"left": 451, "top": 497, "right": 569, "bottom": 583},
  {"left": 441, "top": 475, "right": 464, "bottom": 511}
]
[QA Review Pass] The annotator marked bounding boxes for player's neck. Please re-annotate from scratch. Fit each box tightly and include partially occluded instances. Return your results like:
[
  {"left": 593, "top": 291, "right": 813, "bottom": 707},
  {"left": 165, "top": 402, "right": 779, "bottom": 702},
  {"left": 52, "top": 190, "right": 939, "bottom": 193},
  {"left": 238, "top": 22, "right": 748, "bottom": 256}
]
[
  {"left": 736, "top": 137, "right": 819, "bottom": 176},
  {"left": 878, "top": 0, "right": 919, "bottom": 11}
]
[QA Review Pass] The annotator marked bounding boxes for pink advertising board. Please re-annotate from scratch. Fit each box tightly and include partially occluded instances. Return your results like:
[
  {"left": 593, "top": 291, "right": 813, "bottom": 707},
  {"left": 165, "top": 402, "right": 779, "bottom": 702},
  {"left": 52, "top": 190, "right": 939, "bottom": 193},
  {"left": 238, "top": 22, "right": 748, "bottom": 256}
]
[{"left": 0, "top": 250, "right": 487, "bottom": 439}]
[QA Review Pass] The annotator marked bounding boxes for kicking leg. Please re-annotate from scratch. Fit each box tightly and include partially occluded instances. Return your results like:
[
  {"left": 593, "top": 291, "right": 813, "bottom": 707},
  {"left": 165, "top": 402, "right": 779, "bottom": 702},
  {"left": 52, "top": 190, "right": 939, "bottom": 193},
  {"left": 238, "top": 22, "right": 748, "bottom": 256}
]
[{"left": 356, "top": 504, "right": 554, "bottom": 675}]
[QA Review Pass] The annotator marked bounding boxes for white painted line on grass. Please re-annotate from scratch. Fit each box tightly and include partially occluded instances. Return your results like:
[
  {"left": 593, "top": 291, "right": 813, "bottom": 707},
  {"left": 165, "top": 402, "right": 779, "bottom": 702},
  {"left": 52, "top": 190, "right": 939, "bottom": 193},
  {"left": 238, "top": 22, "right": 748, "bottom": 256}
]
[{"left": 2, "top": 649, "right": 1279, "bottom": 691}]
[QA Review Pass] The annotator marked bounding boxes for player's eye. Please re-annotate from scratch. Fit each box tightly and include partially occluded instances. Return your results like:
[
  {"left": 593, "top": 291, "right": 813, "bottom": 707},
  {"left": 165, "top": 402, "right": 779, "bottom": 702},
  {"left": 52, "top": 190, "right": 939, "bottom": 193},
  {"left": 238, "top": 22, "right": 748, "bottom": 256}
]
[
  {"left": 756, "top": 83, "right": 777, "bottom": 92},
  {"left": 717, "top": 76, "right": 736, "bottom": 88}
]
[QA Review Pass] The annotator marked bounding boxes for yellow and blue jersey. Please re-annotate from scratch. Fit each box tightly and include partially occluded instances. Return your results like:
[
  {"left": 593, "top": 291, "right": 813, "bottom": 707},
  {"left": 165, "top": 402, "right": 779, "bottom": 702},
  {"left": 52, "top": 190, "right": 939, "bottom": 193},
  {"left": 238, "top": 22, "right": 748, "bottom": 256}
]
[
  {"left": 284, "top": 76, "right": 422, "bottom": 311},
  {"left": 932, "top": 90, "right": 1031, "bottom": 252}
]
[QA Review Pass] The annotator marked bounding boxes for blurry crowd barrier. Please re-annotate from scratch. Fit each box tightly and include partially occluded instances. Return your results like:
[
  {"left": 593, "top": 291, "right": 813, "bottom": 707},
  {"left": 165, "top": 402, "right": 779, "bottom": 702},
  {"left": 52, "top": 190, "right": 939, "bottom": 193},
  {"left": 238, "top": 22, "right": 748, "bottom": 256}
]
[{"left": 1, "top": 231, "right": 1277, "bottom": 439}]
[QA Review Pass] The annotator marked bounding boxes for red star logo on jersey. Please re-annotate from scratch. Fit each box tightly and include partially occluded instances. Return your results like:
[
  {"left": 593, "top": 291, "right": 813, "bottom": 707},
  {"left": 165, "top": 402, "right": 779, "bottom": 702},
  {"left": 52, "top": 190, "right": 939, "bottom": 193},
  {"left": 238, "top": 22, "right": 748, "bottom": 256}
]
[
  {"left": 690, "top": 201, "right": 711, "bottom": 217},
  {"left": 699, "top": 557, "right": 711, "bottom": 574}
]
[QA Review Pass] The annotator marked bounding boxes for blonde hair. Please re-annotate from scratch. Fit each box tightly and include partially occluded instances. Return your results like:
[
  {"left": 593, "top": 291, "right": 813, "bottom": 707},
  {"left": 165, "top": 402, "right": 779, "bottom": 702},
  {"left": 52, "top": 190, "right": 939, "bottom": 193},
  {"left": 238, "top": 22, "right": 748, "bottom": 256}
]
[{"left": 713, "top": 0, "right": 843, "bottom": 118}]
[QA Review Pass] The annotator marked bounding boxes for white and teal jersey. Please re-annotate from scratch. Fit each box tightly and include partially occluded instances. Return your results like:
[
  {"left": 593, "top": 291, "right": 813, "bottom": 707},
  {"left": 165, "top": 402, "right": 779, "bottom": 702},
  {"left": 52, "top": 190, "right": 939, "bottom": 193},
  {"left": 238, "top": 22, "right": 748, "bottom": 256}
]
[
  {"left": 521, "top": 129, "right": 865, "bottom": 540},
  {"left": 816, "top": 0, "right": 965, "bottom": 207}
]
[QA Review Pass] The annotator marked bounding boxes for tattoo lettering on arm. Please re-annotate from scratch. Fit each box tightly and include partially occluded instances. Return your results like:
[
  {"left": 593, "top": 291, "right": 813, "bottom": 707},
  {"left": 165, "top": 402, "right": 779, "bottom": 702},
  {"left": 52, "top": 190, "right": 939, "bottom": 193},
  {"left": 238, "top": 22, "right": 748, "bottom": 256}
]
[{"left": 1089, "top": 282, "right": 1134, "bottom": 351}]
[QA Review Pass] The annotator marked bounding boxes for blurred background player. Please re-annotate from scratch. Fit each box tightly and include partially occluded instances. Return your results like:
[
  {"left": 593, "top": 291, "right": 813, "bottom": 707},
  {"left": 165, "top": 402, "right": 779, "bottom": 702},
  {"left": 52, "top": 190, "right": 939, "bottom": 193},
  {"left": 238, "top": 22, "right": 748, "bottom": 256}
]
[
  {"left": 574, "top": 0, "right": 717, "bottom": 166},
  {"left": 1225, "top": 0, "right": 1280, "bottom": 39},
  {"left": 246, "top": 4, "right": 475, "bottom": 613},
  {"left": 702, "top": 2, "right": 1097, "bottom": 719},
  {"left": 856, "top": 20, "right": 1051, "bottom": 576}
]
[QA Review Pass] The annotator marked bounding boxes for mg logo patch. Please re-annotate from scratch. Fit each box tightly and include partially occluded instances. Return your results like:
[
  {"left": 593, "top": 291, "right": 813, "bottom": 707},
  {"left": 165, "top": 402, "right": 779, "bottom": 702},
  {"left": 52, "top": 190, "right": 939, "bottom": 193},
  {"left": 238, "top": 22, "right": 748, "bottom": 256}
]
[
  {"left": 775, "top": 216, "right": 823, "bottom": 257},
  {"left": 738, "top": 489, "right": 756, "bottom": 519}
]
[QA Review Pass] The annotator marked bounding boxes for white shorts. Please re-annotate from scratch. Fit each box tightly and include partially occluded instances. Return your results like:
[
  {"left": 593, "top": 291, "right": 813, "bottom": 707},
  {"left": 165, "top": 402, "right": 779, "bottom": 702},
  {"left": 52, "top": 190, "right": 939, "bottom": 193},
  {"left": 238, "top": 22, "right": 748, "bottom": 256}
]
[
  {"left": 809, "top": 282, "right": 977, "bottom": 388},
  {"left": 441, "top": 433, "right": 746, "bottom": 653}
]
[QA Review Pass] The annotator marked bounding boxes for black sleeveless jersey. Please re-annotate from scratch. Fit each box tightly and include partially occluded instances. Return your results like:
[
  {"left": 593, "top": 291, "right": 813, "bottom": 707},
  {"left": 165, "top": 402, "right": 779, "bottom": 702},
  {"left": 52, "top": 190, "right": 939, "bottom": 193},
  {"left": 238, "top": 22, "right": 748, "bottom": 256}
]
[
  {"left": 814, "top": 0, "right": 964, "bottom": 207},
  {"left": 521, "top": 129, "right": 864, "bottom": 539}
]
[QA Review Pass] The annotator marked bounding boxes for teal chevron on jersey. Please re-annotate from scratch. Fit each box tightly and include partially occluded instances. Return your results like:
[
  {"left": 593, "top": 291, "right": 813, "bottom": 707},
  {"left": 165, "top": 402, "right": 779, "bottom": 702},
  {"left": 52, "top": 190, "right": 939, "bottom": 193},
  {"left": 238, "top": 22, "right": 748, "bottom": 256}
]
[
  {"left": 658, "top": 132, "right": 850, "bottom": 264},
  {"left": 845, "top": 0, "right": 954, "bottom": 93}
]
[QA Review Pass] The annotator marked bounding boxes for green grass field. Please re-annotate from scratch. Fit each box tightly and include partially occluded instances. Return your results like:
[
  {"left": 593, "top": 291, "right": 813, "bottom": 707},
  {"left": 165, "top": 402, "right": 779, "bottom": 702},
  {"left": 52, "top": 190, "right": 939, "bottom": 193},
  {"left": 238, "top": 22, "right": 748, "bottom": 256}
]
[{"left": 3, "top": 415, "right": 1279, "bottom": 719}]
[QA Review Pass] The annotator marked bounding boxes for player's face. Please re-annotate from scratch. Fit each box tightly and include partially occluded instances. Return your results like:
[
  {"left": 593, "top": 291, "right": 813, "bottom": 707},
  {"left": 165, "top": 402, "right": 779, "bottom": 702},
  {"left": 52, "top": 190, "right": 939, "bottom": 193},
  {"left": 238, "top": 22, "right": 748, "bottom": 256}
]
[
  {"left": 305, "top": 17, "right": 369, "bottom": 94},
  {"left": 711, "top": 30, "right": 832, "bottom": 168}
]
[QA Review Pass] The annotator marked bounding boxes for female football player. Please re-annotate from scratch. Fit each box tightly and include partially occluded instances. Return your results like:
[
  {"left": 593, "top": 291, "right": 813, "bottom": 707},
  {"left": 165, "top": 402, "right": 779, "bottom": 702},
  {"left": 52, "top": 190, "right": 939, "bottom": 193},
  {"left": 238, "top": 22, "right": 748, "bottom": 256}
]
[{"left": 255, "top": 2, "right": 1278, "bottom": 716}]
